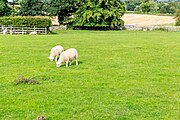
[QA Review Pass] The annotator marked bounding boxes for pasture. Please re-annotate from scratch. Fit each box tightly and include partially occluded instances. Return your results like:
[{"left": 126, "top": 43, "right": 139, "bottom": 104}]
[{"left": 0, "top": 30, "right": 179, "bottom": 119}]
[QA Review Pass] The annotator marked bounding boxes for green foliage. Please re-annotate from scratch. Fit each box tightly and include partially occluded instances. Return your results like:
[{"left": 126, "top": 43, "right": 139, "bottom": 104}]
[
  {"left": 158, "top": 3, "right": 176, "bottom": 14},
  {"left": 19, "top": 0, "right": 45, "bottom": 16},
  {"left": 175, "top": 9, "right": 180, "bottom": 26},
  {"left": 46, "top": 0, "right": 78, "bottom": 24},
  {"left": 0, "top": 0, "right": 12, "bottom": 17},
  {"left": 125, "top": 0, "right": 179, "bottom": 14},
  {"left": 135, "top": 0, "right": 158, "bottom": 13},
  {"left": 125, "top": 0, "right": 141, "bottom": 11},
  {"left": 0, "top": 16, "right": 51, "bottom": 27},
  {"left": 72, "top": 0, "right": 125, "bottom": 29}
]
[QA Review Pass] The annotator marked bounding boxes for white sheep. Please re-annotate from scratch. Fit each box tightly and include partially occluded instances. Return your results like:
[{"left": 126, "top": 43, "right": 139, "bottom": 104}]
[
  {"left": 56, "top": 48, "right": 78, "bottom": 67},
  {"left": 29, "top": 31, "right": 37, "bottom": 35},
  {"left": 48, "top": 45, "right": 64, "bottom": 61},
  {"left": 3, "top": 28, "right": 7, "bottom": 35}
]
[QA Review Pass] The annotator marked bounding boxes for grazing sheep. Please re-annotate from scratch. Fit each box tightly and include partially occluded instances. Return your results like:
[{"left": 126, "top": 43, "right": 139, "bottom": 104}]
[
  {"left": 29, "top": 31, "right": 37, "bottom": 35},
  {"left": 3, "top": 28, "right": 7, "bottom": 35},
  {"left": 56, "top": 48, "right": 78, "bottom": 67},
  {"left": 48, "top": 45, "right": 64, "bottom": 61}
]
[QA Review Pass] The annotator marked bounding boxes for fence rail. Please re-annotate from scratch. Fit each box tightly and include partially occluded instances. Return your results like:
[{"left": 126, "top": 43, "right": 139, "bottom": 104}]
[
  {"left": 124, "top": 25, "right": 180, "bottom": 32},
  {"left": 0, "top": 26, "right": 48, "bottom": 35}
]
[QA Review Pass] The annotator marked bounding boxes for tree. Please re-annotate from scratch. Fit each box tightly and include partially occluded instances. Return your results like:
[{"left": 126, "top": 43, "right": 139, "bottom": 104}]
[
  {"left": 72, "top": 0, "right": 126, "bottom": 29},
  {"left": 19, "top": 0, "right": 45, "bottom": 16},
  {"left": 125, "top": 0, "right": 141, "bottom": 11},
  {"left": 0, "top": 0, "right": 12, "bottom": 16},
  {"left": 46, "top": 0, "right": 78, "bottom": 24},
  {"left": 158, "top": 2, "right": 176, "bottom": 14},
  {"left": 136, "top": 0, "right": 157, "bottom": 13}
]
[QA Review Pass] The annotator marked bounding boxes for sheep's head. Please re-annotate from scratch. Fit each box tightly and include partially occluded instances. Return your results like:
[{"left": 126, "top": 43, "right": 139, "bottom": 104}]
[
  {"left": 56, "top": 61, "right": 61, "bottom": 67},
  {"left": 48, "top": 56, "right": 54, "bottom": 61}
]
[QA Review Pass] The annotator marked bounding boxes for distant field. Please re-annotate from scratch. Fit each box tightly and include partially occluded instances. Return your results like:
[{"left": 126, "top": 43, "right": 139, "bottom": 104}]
[
  {"left": 122, "top": 14, "right": 176, "bottom": 26},
  {"left": 0, "top": 30, "right": 180, "bottom": 119}
]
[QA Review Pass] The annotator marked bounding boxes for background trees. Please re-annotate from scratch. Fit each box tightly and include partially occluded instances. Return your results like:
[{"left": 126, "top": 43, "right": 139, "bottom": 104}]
[
  {"left": 45, "top": 0, "right": 78, "bottom": 24},
  {"left": 137, "top": 0, "right": 158, "bottom": 13},
  {"left": 1, "top": 0, "right": 179, "bottom": 28},
  {"left": 158, "top": 2, "right": 177, "bottom": 14},
  {"left": 72, "top": 0, "right": 125, "bottom": 29},
  {"left": 18, "top": 0, "right": 45, "bottom": 16},
  {"left": 125, "top": 0, "right": 141, "bottom": 11},
  {"left": 17, "top": 0, "right": 79, "bottom": 24},
  {"left": 17, "top": 0, "right": 126, "bottom": 29},
  {"left": 0, "top": 0, "right": 12, "bottom": 17},
  {"left": 125, "top": 0, "right": 179, "bottom": 14}
]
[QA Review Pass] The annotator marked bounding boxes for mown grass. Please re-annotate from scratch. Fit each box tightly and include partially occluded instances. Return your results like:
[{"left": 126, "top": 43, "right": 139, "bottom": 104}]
[{"left": 0, "top": 30, "right": 179, "bottom": 120}]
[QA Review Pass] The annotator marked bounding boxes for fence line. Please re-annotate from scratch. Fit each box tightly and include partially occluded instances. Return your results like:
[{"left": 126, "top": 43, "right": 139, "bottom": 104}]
[
  {"left": 0, "top": 26, "right": 48, "bottom": 35},
  {"left": 124, "top": 25, "right": 180, "bottom": 32}
]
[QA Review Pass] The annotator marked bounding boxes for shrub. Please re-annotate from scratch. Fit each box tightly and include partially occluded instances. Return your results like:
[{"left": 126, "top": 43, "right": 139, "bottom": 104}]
[
  {"left": 175, "top": 10, "right": 180, "bottom": 26},
  {"left": 0, "top": 16, "right": 52, "bottom": 27}
]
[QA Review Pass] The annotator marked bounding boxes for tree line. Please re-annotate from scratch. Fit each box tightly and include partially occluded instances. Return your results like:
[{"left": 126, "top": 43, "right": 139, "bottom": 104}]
[
  {"left": 125, "top": 0, "right": 180, "bottom": 14},
  {"left": 0, "top": 0, "right": 126, "bottom": 29},
  {"left": 0, "top": 0, "right": 180, "bottom": 27}
]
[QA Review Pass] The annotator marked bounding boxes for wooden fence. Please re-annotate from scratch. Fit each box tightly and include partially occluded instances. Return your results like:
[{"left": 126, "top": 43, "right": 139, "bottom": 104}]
[{"left": 0, "top": 26, "right": 48, "bottom": 35}]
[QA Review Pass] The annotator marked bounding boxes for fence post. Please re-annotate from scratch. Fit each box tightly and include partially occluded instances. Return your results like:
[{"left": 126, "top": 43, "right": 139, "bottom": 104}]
[
  {"left": 45, "top": 27, "right": 47, "bottom": 34},
  {"left": 22, "top": 27, "right": 24, "bottom": 34},
  {"left": 10, "top": 26, "right": 12, "bottom": 34}
]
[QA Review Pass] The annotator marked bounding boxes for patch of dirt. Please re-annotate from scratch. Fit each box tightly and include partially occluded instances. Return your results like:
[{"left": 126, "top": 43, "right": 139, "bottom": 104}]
[
  {"left": 34, "top": 115, "right": 46, "bottom": 120},
  {"left": 121, "top": 14, "right": 176, "bottom": 27},
  {"left": 14, "top": 75, "right": 39, "bottom": 85}
]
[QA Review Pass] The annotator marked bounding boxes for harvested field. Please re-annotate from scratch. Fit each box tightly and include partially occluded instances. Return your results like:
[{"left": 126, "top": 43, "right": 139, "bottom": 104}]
[{"left": 122, "top": 14, "right": 176, "bottom": 27}]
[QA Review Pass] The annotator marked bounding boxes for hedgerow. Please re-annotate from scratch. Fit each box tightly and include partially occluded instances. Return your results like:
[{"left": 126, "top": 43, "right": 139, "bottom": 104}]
[{"left": 0, "top": 16, "right": 51, "bottom": 27}]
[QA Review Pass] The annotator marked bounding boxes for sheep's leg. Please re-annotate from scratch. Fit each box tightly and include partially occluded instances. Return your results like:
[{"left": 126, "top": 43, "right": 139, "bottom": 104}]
[
  {"left": 76, "top": 59, "right": 78, "bottom": 66},
  {"left": 66, "top": 61, "right": 69, "bottom": 67},
  {"left": 55, "top": 56, "right": 58, "bottom": 61},
  {"left": 69, "top": 61, "right": 72, "bottom": 66}
]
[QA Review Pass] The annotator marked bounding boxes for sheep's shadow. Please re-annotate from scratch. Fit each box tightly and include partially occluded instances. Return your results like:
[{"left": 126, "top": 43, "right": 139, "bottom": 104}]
[
  {"left": 57, "top": 61, "right": 83, "bottom": 68},
  {"left": 67, "top": 60, "right": 83, "bottom": 66}
]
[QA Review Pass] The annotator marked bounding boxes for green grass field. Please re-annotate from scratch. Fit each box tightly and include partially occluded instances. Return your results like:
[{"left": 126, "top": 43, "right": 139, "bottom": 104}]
[{"left": 0, "top": 30, "right": 179, "bottom": 120}]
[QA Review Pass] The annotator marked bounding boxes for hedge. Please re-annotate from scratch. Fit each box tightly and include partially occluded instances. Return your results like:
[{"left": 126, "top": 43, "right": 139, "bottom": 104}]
[
  {"left": 73, "top": 25, "right": 124, "bottom": 30},
  {"left": 0, "top": 16, "right": 52, "bottom": 28}
]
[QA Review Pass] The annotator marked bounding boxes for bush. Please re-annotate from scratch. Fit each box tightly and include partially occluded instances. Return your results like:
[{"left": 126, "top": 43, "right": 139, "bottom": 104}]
[
  {"left": 175, "top": 10, "right": 180, "bottom": 26},
  {"left": 0, "top": 16, "right": 52, "bottom": 27}
]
